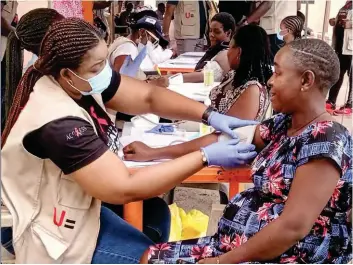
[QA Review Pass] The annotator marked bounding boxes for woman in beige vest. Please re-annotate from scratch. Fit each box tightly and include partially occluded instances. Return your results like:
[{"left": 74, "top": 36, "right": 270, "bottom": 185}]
[{"left": 1, "top": 18, "right": 258, "bottom": 263}]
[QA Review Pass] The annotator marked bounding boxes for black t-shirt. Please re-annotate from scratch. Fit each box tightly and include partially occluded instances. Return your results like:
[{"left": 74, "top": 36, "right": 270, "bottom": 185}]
[
  {"left": 23, "top": 71, "right": 121, "bottom": 175},
  {"left": 218, "top": 0, "right": 252, "bottom": 25},
  {"left": 333, "top": 1, "right": 352, "bottom": 54}
]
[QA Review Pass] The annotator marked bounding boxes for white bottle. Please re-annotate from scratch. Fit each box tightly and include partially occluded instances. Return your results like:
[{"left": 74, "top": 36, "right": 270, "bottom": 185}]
[
  {"left": 199, "top": 98, "right": 212, "bottom": 136},
  {"left": 203, "top": 61, "right": 214, "bottom": 87}
]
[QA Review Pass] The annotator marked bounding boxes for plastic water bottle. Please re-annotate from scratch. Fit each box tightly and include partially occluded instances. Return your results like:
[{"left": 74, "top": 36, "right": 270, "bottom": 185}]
[
  {"left": 203, "top": 61, "right": 214, "bottom": 87},
  {"left": 199, "top": 98, "right": 212, "bottom": 136}
]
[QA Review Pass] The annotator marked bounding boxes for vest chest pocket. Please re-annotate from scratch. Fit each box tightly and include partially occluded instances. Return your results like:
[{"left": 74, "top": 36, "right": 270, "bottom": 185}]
[
  {"left": 261, "top": 16, "right": 275, "bottom": 31},
  {"left": 181, "top": 3, "right": 197, "bottom": 27},
  {"left": 58, "top": 175, "right": 92, "bottom": 209}
]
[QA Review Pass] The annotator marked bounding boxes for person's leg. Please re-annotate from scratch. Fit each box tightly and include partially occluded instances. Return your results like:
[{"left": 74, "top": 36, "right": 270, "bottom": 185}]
[
  {"left": 334, "top": 56, "right": 353, "bottom": 115},
  {"left": 142, "top": 197, "right": 171, "bottom": 243},
  {"left": 327, "top": 54, "right": 349, "bottom": 108},
  {"left": 346, "top": 64, "right": 353, "bottom": 108},
  {"left": 102, "top": 197, "right": 171, "bottom": 243},
  {"left": 1, "top": 227, "right": 15, "bottom": 255},
  {"left": 92, "top": 206, "right": 153, "bottom": 264}
]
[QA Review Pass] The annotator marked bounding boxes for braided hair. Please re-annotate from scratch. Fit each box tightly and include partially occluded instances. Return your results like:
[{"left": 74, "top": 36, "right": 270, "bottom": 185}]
[
  {"left": 232, "top": 24, "right": 273, "bottom": 89},
  {"left": 2, "top": 18, "right": 102, "bottom": 147},
  {"left": 281, "top": 16, "right": 304, "bottom": 40},
  {"left": 5, "top": 8, "right": 64, "bottom": 122},
  {"left": 288, "top": 39, "right": 340, "bottom": 94}
]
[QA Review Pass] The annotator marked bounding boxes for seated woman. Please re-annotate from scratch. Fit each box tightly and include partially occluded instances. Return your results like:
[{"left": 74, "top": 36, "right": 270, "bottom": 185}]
[
  {"left": 123, "top": 24, "right": 272, "bottom": 162},
  {"left": 156, "top": 12, "right": 236, "bottom": 87},
  {"left": 277, "top": 15, "right": 304, "bottom": 44},
  {"left": 1, "top": 18, "right": 257, "bottom": 263},
  {"left": 141, "top": 39, "right": 352, "bottom": 264}
]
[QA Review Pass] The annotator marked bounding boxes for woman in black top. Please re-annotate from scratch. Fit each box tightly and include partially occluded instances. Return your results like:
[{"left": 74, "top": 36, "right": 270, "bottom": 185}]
[{"left": 326, "top": 0, "right": 352, "bottom": 115}]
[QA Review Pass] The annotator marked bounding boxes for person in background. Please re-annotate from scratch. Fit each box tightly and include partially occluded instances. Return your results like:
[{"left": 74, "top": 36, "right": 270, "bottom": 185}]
[
  {"left": 326, "top": 0, "right": 352, "bottom": 116},
  {"left": 156, "top": 12, "right": 235, "bottom": 86},
  {"left": 123, "top": 24, "right": 272, "bottom": 163},
  {"left": 1, "top": 17, "right": 258, "bottom": 263},
  {"left": 156, "top": 2, "right": 165, "bottom": 22},
  {"left": 1, "top": 0, "right": 17, "bottom": 131},
  {"left": 108, "top": 16, "right": 171, "bottom": 78},
  {"left": 119, "top": 1, "right": 134, "bottom": 26},
  {"left": 142, "top": 38, "right": 352, "bottom": 265},
  {"left": 93, "top": 1, "right": 113, "bottom": 43},
  {"left": 296, "top": 10, "right": 314, "bottom": 37},
  {"left": 277, "top": 16, "right": 303, "bottom": 44},
  {"left": 240, "top": 1, "right": 297, "bottom": 63},
  {"left": 218, "top": 0, "right": 253, "bottom": 25},
  {"left": 163, "top": 0, "right": 209, "bottom": 55},
  {"left": 4, "top": 8, "right": 64, "bottom": 128}
]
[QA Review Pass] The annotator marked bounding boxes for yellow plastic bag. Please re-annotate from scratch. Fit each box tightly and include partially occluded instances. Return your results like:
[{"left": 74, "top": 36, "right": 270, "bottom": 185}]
[{"left": 169, "top": 203, "right": 209, "bottom": 241}]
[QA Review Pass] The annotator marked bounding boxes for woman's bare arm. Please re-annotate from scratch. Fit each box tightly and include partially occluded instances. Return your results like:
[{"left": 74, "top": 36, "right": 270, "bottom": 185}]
[{"left": 214, "top": 158, "right": 340, "bottom": 263}]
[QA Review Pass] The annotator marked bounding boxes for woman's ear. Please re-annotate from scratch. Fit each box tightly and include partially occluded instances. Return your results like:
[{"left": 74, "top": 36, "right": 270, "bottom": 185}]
[
  {"left": 301, "top": 70, "right": 315, "bottom": 92},
  {"left": 59, "top": 68, "right": 72, "bottom": 84}
]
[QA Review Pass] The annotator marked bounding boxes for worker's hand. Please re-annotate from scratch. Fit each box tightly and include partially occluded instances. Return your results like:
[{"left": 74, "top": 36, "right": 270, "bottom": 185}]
[
  {"left": 123, "top": 141, "right": 156, "bottom": 161},
  {"left": 120, "top": 46, "right": 147, "bottom": 77},
  {"left": 202, "top": 139, "right": 257, "bottom": 168},
  {"left": 208, "top": 112, "right": 259, "bottom": 139},
  {"left": 149, "top": 76, "right": 169, "bottom": 87},
  {"left": 329, "top": 18, "right": 336, "bottom": 27}
]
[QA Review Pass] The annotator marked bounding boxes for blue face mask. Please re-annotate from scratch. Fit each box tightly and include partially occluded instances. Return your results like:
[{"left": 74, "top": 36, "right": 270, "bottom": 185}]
[
  {"left": 276, "top": 32, "right": 284, "bottom": 41},
  {"left": 67, "top": 60, "right": 113, "bottom": 96}
]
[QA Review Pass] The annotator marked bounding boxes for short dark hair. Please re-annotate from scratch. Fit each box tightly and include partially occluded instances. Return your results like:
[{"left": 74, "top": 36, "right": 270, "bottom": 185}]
[
  {"left": 211, "top": 12, "right": 236, "bottom": 34},
  {"left": 287, "top": 39, "right": 340, "bottom": 93}
]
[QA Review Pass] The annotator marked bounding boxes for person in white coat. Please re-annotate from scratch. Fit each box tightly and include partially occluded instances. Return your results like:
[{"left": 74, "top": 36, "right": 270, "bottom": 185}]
[{"left": 108, "top": 16, "right": 172, "bottom": 77}]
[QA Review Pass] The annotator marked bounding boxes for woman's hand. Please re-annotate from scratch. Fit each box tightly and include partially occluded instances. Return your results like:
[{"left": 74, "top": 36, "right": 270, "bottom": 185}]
[
  {"left": 208, "top": 112, "right": 259, "bottom": 139},
  {"left": 148, "top": 76, "right": 169, "bottom": 87},
  {"left": 329, "top": 18, "right": 336, "bottom": 27},
  {"left": 123, "top": 141, "right": 156, "bottom": 161}
]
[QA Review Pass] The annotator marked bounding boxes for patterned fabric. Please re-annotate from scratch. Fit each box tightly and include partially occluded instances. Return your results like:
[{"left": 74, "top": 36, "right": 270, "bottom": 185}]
[
  {"left": 209, "top": 71, "right": 269, "bottom": 121},
  {"left": 148, "top": 114, "right": 352, "bottom": 264},
  {"left": 53, "top": 0, "right": 84, "bottom": 19}
]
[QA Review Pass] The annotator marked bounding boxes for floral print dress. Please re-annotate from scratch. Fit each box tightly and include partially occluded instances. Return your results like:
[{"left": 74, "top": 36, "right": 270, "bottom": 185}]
[{"left": 148, "top": 114, "right": 352, "bottom": 264}]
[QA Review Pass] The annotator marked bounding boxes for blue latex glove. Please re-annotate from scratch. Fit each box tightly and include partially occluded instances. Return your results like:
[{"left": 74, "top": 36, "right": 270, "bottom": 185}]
[
  {"left": 119, "top": 46, "right": 147, "bottom": 77},
  {"left": 201, "top": 139, "right": 257, "bottom": 168},
  {"left": 208, "top": 112, "right": 259, "bottom": 139},
  {"left": 145, "top": 124, "right": 175, "bottom": 134}
]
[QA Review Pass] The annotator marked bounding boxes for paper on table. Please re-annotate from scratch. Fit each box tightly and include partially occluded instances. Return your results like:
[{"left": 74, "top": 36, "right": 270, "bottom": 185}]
[{"left": 180, "top": 52, "right": 205, "bottom": 58}]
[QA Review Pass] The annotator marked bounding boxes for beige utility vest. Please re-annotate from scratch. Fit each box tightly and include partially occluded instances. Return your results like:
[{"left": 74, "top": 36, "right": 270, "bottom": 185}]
[
  {"left": 259, "top": 0, "right": 297, "bottom": 35},
  {"left": 173, "top": 0, "right": 201, "bottom": 40},
  {"left": 1, "top": 76, "right": 103, "bottom": 263}
]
